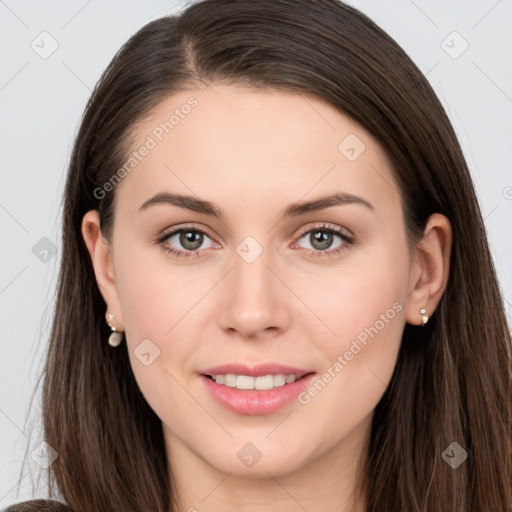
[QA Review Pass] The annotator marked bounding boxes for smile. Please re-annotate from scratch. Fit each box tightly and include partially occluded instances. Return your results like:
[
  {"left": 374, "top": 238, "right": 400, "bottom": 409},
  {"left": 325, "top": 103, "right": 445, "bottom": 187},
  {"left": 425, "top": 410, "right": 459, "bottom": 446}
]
[
  {"left": 206, "top": 373, "right": 302, "bottom": 390},
  {"left": 201, "top": 372, "right": 316, "bottom": 415}
]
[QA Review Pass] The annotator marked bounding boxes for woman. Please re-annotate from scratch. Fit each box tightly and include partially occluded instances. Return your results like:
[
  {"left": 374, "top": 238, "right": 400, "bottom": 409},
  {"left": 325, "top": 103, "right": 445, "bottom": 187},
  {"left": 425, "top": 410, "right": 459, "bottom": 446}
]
[{"left": 6, "top": 0, "right": 511, "bottom": 510}]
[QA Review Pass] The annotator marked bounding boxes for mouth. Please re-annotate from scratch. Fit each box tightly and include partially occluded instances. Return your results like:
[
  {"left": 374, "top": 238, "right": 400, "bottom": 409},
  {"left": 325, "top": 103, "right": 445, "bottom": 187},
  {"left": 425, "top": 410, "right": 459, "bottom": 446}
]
[
  {"left": 202, "top": 372, "right": 315, "bottom": 391},
  {"left": 200, "top": 371, "right": 317, "bottom": 415}
]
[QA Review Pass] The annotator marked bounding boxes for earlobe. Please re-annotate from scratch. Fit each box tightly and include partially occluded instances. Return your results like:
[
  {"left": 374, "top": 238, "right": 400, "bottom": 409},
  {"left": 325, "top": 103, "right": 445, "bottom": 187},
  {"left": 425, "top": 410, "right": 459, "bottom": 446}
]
[
  {"left": 81, "top": 210, "right": 124, "bottom": 326},
  {"left": 405, "top": 213, "right": 452, "bottom": 326}
]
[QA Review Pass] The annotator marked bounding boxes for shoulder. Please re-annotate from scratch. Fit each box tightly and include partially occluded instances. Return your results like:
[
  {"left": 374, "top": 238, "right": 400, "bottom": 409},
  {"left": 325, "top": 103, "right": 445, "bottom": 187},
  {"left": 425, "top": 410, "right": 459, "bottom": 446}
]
[{"left": 2, "top": 501, "right": 70, "bottom": 511}]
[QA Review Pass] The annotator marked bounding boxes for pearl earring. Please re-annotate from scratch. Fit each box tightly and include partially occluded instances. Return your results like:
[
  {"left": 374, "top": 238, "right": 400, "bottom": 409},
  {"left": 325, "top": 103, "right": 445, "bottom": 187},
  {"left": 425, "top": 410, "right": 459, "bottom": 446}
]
[
  {"left": 106, "top": 312, "right": 124, "bottom": 347},
  {"left": 419, "top": 308, "right": 429, "bottom": 326}
]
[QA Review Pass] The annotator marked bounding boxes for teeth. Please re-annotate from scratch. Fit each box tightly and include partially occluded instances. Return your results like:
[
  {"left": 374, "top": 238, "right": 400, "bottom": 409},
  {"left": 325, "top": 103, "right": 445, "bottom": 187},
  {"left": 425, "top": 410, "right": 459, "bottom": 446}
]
[
  {"left": 224, "top": 374, "right": 237, "bottom": 387},
  {"left": 211, "top": 373, "right": 298, "bottom": 390}
]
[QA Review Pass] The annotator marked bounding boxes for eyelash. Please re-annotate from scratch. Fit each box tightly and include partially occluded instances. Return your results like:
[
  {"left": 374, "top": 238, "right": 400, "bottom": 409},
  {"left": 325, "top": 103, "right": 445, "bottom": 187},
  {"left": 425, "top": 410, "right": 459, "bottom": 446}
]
[{"left": 156, "top": 223, "right": 355, "bottom": 259}]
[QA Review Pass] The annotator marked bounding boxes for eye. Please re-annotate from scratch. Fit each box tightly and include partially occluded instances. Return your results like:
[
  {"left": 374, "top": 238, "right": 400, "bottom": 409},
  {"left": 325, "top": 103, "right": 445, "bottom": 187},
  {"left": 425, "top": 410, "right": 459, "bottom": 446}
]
[
  {"left": 156, "top": 222, "right": 354, "bottom": 259},
  {"left": 293, "top": 223, "right": 354, "bottom": 258},
  {"left": 157, "top": 224, "right": 218, "bottom": 259}
]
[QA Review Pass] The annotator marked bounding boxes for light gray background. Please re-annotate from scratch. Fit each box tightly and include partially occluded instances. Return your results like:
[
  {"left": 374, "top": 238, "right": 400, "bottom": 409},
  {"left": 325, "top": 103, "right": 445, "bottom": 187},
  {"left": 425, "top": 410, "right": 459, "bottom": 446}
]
[{"left": 1, "top": 0, "right": 511, "bottom": 505}]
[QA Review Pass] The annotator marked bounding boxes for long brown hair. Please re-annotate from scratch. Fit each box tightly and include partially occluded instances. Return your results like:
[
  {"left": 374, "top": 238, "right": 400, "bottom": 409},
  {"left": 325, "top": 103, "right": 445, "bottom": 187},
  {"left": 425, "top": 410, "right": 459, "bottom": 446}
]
[{"left": 18, "top": 0, "right": 512, "bottom": 510}]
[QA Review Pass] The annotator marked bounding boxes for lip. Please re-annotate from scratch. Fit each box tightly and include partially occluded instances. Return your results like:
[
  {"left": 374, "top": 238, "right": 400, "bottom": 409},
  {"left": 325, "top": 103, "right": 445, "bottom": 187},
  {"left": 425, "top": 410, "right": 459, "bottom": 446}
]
[
  {"left": 201, "top": 362, "right": 314, "bottom": 378},
  {"left": 200, "top": 370, "right": 316, "bottom": 415}
]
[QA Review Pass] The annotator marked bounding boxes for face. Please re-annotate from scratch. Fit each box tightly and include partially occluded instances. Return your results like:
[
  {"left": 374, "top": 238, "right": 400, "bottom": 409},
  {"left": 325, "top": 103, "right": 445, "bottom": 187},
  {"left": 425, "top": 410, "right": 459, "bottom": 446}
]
[{"left": 93, "top": 84, "right": 420, "bottom": 479}]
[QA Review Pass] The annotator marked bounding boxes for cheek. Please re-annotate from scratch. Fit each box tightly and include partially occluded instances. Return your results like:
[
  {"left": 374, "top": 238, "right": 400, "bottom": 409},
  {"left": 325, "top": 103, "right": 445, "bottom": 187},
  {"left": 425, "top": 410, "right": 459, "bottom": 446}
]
[
  {"left": 112, "top": 246, "right": 210, "bottom": 407},
  {"left": 293, "top": 243, "right": 408, "bottom": 440},
  {"left": 302, "top": 241, "right": 408, "bottom": 355},
  {"left": 114, "top": 245, "right": 200, "bottom": 338}
]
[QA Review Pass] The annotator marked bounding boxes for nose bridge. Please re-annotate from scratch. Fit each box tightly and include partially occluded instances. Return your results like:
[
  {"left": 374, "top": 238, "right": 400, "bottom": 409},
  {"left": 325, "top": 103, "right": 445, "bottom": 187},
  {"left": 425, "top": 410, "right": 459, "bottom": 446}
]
[{"left": 219, "top": 235, "right": 289, "bottom": 338}]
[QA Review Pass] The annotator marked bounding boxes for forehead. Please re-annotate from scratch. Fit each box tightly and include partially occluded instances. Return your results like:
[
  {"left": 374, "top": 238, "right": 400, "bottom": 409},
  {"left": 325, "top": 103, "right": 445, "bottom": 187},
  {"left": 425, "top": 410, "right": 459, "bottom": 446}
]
[{"left": 115, "top": 84, "right": 400, "bottom": 219}]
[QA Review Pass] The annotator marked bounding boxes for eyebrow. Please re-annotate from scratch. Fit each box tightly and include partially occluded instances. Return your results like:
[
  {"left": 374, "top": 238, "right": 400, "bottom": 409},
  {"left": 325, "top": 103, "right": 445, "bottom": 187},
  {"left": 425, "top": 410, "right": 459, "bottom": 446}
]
[{"left": 138, "top": 191, "right": 374, "bottom": 219}]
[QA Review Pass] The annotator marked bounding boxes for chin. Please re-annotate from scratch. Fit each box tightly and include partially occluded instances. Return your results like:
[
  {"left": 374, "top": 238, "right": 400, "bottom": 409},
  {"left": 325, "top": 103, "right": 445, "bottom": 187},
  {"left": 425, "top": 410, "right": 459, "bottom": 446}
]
[{"left": 204, "top": 441, "right": 312, "bottom": 478}]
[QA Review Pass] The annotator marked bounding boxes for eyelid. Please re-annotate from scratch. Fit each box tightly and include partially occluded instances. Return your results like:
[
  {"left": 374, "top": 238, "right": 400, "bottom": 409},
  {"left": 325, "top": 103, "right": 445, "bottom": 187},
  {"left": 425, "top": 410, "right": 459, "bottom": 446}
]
[
  {"left": 295, "top": 222, "right": 353, "bottom": 240},
  {"left": 158, "top": 222, "right": 218, "bottom": 242}
]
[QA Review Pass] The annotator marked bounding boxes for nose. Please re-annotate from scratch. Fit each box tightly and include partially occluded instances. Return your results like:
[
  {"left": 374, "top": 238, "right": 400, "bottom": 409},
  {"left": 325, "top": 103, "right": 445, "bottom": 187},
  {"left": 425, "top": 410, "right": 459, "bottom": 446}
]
[{"left": 218, "top": 246, "right": 291, "bottom": 340}]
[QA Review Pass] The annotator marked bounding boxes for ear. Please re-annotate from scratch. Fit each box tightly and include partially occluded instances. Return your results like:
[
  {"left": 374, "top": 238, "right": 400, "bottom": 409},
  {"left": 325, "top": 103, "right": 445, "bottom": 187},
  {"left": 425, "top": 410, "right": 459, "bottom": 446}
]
[
  {"left": 81, "top": 210, "right": 124, "bottom": 331},
  {"left": 405, "top": 213, "right": 452, "bottom": 326}
]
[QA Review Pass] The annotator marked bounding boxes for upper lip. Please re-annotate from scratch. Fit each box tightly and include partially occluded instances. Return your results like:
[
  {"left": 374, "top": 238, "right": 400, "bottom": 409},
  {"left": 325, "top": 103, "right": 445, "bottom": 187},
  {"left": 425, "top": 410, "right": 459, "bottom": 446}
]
[{"left": 201, "top": 363, "right": 315, "bottom": 378}]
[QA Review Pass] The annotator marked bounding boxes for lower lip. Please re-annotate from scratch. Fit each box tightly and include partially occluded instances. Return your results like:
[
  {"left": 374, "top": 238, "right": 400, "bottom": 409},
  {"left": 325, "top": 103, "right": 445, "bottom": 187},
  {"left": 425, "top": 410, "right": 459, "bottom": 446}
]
[{"left": 200, "top": 373, "right": 316, "bottom": 415}]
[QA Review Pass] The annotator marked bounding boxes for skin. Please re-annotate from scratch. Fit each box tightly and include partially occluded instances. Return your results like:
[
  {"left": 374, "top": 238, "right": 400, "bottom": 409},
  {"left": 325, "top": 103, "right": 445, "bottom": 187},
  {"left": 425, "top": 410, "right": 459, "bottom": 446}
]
[{"left": 82, "top": 84, "right": 452, "bottom": 512}]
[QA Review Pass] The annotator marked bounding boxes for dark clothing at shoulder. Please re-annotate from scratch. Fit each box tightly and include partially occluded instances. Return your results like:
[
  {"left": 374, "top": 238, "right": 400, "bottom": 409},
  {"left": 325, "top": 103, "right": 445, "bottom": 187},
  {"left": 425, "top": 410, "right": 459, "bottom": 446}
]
[{"left": 2, "top": 500, "right": 70, "bottom": 512}]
